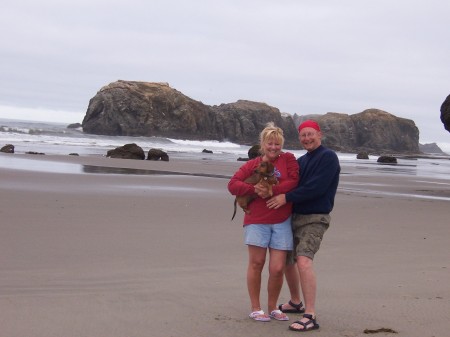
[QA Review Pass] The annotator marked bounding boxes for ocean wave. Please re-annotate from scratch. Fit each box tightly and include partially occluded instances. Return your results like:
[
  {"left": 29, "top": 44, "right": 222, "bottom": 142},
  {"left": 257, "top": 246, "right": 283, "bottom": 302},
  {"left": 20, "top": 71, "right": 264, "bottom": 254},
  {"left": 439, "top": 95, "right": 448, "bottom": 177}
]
[
  {"left": 0, "top": 126, "right": 32, "bottom": 134},
  {"left": 0, "top": 118, "right": 249, "bottom": 157},
  {"left": 168, "top": 138, "right": 241, "bottom": 148},
  {"left": 2, "top": 118, "right": 449, "bottom": 181}
]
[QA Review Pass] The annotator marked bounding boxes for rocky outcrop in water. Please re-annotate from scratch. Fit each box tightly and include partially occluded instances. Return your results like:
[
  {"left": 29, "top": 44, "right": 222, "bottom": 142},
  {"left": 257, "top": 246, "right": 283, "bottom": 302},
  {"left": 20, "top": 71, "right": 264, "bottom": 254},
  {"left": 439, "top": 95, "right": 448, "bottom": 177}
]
[
  {"left": 210, "top": 100, "right": 299, "bottom": 148},
  {"left": 82, "top": 81, "right": 423, "bottom": 154},
  {"left": 441, "top": 94, "right": 450, "bottom": 133},
  {"left": 82, "top": 81, "right": 299, "bottom": 148},
  {"left": 1, "top": 144, "right": 14, "bottom": 153},
  {"left": 419, "top": 143, "right": 447, "bottom": 155},
  {"left": 377, "top": 155, "right": 398, "bottom": 164},
  {"left": 67, "top": 123, "right": 82, "bottom": 129},
  {"left": 106, "top": 143, "right": 145, "bottom": 160},
  {"left": 147, "top": 149, "right": 169, "bottom": 161},
  {"left": 293, "top": 109, "right": 420, "bottom": 154},
  {"left": 356, "top": 151, "right": 369, "bottom": 159},
  {"left": 82, "top": 81, "right": 218, "bottom": 140}
]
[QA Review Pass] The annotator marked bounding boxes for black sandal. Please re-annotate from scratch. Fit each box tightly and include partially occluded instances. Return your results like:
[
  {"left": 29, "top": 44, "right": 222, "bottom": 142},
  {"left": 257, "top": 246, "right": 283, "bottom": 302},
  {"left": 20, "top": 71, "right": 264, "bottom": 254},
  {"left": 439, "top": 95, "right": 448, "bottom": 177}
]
[
  {"left": 278, "top": 300, "right": 305, "bottom": 313},
  {"left": 289, "top": 314, "right": 319, "bottom": 332}
]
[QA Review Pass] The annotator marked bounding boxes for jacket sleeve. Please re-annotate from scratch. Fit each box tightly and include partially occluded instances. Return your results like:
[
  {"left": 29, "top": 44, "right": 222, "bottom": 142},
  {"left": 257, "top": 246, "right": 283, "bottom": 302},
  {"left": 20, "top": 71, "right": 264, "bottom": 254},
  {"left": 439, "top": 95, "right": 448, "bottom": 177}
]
[
  {"left": 228, "top": 159, "right": 258, "bottom": 196},
  {"left": 272, "top": 152, "right": 299, "bottom": 195},
  {"left": 286, "top": 151, "right": 339, "bottom": 203}
]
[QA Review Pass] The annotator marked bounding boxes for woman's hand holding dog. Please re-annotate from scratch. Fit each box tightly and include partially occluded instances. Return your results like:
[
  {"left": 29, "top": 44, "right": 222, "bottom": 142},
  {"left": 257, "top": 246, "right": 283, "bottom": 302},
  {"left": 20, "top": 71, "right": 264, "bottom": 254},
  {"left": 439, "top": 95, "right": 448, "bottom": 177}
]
[
  {"left": 266, "top": 194, "right": 287, "bottom": 209},
  {"left": 254, "top": 182, "right": 272, "bottom": 199}
]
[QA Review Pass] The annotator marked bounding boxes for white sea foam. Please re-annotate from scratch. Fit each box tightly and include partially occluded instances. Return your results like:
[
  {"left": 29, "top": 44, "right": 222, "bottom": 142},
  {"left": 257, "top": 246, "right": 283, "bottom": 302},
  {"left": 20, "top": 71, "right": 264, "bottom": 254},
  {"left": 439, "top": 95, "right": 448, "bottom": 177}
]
[
  {"left": 1, "top": 118, "right": 449, "bottom": 180},
  {"left": 168, "top": 138, "right": 241, "bottom": 148},
  {"left": 0, "top": 118, "right": 251, "bottom": 157}
]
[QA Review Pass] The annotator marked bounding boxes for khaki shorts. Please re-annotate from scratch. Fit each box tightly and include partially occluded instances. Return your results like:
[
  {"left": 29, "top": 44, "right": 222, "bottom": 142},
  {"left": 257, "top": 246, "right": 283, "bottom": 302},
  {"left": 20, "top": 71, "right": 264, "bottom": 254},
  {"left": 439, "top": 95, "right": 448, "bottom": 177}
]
[{"left": 287, "top": 213, "right": 330, "bottom": 263}]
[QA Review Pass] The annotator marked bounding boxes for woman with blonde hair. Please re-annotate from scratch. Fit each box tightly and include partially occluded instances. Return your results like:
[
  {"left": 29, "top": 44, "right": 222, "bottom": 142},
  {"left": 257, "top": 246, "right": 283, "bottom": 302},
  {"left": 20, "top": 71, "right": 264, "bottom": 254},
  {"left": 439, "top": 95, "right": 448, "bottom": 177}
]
[{"left": 228, "top": 122, "right": 299, "bottom": 322}]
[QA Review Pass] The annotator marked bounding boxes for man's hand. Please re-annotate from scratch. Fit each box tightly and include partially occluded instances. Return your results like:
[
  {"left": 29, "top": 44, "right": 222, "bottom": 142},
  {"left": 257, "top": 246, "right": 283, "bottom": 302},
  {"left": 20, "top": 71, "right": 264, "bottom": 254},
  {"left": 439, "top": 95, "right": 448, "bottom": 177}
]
[{"left": 266, "top": 194, "right": 286, "bottom": 209}]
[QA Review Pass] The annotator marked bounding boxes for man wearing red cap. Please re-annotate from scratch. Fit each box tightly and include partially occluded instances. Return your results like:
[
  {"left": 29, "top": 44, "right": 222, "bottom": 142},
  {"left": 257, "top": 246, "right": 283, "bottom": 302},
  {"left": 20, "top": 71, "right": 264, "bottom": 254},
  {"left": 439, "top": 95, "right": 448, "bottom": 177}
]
[{"left": 266, "top": 119, "right": 340, "bottom": 331}]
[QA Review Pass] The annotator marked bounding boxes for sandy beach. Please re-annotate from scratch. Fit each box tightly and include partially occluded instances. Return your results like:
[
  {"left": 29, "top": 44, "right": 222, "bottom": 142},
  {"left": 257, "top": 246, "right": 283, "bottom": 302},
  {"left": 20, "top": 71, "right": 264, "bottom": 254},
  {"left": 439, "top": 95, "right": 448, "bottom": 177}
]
[{"left": 0, "top": 153, "right": 449, "bottom": 337}]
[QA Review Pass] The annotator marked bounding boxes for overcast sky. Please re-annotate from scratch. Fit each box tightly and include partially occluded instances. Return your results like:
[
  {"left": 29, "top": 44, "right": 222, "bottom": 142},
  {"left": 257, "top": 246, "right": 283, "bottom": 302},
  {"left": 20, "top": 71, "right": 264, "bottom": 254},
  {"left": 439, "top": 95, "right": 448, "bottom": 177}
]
[{"left": 1, "top": 0, "right": 449, "bottom": 149}]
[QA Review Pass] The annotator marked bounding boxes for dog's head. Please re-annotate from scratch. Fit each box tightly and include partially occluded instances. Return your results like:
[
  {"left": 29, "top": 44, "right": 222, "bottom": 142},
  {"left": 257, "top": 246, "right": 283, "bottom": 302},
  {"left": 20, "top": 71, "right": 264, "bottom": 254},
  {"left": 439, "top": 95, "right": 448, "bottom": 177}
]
[{"left": 256, "top": 161, "right": 275, "bottom": 177}]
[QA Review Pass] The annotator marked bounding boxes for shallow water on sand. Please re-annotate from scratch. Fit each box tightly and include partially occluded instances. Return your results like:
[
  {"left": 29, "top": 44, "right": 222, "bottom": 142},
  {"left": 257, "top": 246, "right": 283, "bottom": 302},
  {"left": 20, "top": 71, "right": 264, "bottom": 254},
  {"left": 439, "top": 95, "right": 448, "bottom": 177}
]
[{"left": 1, "top": 153, "right": 449, "bottom": 202}]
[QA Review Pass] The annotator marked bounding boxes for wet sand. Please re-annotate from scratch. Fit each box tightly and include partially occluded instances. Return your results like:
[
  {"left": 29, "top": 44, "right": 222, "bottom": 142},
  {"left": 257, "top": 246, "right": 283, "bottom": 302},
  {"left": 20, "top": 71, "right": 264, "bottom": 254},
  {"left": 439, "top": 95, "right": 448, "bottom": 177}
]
[{"left": 0, "top": 153, "right": 449, "bottom": 337}]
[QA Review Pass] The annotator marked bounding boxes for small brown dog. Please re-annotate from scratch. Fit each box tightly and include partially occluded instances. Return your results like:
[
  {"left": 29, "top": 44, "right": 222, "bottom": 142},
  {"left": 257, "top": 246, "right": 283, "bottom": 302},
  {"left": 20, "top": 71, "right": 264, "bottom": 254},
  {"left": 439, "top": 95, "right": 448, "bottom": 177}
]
[{"left": 231, "top": 161, "right": 278, "bottom": 220}]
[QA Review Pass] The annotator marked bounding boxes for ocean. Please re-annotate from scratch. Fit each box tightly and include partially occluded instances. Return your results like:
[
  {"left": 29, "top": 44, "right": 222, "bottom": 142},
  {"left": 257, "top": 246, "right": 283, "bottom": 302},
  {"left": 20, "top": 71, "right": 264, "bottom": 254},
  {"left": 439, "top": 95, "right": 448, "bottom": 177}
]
[
  {"left": 1, "top": 118, "right": 449, "bottom": 183},
  {"left": 0, "top": 118, "right": 248, "bottom": 160}
]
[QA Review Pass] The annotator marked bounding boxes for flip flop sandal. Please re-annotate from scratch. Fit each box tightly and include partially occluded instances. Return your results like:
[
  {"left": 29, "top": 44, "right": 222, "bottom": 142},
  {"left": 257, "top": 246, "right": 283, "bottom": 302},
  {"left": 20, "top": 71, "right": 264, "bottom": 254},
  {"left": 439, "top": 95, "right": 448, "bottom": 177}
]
[
  {"left": 289, "top": 314, "right": 320, "bottom": 332},
  {"left": 269, "top": 309, "right": 289, "bottom": 321},
  {"left": 249, "top": 310, "right": 271, "bottom": 322},
  {"left": 278, "top": 300, "right": 305, "bottom": 313}
]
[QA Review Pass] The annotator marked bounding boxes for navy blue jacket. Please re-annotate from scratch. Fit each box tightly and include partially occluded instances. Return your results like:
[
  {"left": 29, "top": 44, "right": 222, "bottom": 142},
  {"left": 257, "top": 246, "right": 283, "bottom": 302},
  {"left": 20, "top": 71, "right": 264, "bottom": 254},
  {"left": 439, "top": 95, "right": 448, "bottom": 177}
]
[{"left": 286, "top": 145, "right": 340, "bottom": 215}]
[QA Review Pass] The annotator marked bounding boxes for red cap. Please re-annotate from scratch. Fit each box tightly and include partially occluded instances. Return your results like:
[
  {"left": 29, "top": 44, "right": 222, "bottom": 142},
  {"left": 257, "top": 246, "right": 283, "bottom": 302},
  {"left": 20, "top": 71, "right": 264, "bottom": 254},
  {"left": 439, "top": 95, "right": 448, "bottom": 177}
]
[{"left": 298, "top": 120, "right": 321, "bottom": 132}]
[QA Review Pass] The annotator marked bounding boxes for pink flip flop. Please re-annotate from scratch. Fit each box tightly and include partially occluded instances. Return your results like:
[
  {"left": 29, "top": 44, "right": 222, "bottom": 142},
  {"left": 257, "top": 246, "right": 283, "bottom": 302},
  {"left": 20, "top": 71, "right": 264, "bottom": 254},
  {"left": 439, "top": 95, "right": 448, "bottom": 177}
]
[
  {"left": 270, "top": 309, "right": 289, "bottom": 321},
  {"left": 249, "top": 310, "right": 271, "bottom": 322}
]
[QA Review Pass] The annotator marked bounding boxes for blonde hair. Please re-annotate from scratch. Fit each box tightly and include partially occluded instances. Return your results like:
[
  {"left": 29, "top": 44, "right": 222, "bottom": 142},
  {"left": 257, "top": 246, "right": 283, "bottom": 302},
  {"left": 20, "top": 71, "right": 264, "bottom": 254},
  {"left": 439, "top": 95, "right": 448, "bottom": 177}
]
[{"left": 259, "top": 122, "right": 284, "bottom": 155}]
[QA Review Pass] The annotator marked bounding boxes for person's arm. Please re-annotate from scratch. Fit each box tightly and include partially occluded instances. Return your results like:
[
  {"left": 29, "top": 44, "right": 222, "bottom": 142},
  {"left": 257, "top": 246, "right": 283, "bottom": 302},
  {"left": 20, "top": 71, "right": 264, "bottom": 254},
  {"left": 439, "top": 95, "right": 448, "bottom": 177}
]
[
  {"left": 228, "top": 160, "right": 257, "bottom": 196},
  {"left": 267, "top": 151, "right": 339, "bottom": 209}
]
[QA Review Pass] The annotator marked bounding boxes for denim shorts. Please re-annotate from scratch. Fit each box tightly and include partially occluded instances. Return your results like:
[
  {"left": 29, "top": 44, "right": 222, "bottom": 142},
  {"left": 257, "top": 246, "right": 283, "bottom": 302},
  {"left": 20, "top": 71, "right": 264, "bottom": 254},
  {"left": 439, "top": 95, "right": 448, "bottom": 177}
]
[{"left": 244, "top": 217, "right": 293, "bottom": 251}]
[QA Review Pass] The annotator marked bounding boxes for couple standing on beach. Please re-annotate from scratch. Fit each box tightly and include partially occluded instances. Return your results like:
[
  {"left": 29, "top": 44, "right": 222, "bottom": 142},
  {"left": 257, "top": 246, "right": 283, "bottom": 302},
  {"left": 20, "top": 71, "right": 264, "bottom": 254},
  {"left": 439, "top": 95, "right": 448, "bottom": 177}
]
[{"left": 228, "top": 120, "right": 340, "bottom": 332}]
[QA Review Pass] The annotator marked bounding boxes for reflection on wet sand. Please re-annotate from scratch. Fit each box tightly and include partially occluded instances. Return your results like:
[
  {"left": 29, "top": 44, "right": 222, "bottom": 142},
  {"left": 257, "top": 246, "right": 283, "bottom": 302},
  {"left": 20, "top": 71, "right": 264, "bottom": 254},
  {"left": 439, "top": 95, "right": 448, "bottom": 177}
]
[{"left": 82, "top": 164, "right": 231, "bottom": 179}]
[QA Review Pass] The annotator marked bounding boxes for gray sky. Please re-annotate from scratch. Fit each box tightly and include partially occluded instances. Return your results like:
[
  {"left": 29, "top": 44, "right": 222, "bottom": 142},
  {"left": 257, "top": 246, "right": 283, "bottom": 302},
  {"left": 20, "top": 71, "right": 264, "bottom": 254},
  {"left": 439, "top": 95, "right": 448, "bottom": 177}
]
[{"left": 1, "top": 0, "right": 449, "bottom": 150}]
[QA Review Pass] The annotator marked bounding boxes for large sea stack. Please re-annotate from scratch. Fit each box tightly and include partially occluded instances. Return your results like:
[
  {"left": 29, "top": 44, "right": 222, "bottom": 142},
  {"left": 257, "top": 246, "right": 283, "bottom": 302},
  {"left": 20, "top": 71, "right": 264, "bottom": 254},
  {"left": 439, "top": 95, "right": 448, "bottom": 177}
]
[
  {"left": 82, "top": 81, "right": 217, "bottom": 140},
  {"left": 83, "top": 80, "right": 422, "bottom": 154},
  {"left": 210, "top": 100, "right": 298, "bottom": 148},
  {"left": 293, "top": 109, "right": 420, "bottom": 153},
  {"left": 82, "top": 80, "right": 299, "bottom": 148}
]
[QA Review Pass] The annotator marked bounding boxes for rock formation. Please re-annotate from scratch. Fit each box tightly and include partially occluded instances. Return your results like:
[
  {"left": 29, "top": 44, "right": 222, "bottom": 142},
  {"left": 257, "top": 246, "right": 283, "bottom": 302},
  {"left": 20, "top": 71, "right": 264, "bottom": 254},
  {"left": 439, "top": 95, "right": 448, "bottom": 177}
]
[
  {"left": 82, "top": 81, "right": 300, "bottom": 148},
  {"left": 1, "top": 144, "right": 14, "bottom": 153},
  {"left": 377, "top": 155, "right": 398, "bottom": 164},
  {"left": 419, "top": 143, "right": 447, "bottom": 155},
  {"left": 106, "top": 143, "right": 145, "bottom": 160},
  {"left": 147, "top": 148, "right": 169, "bottom": 161},
  {"left": 293, "top": 109, "right": 420, "bottom": 154},
  {"left": 211, "top": 100, "right": 299, "bottom": 148},
  {"left": 67, "top": 123, "right": 82, "bottom": 129},
  {"left": 248, "top": 145, "right": 261, "bottom": 159},
  {"left": 82, "top": 81, "right": 218, "bottom": 140},
  {"left": 83, "top": 81, "right": 422, "bottom": 154},
  {"left": 356, "top": 151, "right": 369, "bottom": 159},
  {"left": 25, "top": 151, "right": 45, "bottom": 155},
  {"left": 441, "top": 94, "right": 450, "bottom": 132}
]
